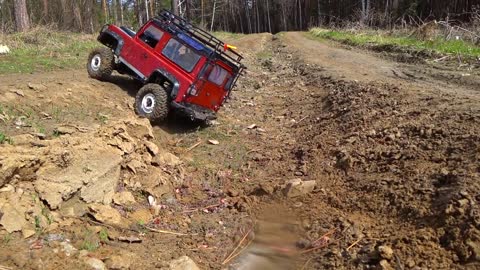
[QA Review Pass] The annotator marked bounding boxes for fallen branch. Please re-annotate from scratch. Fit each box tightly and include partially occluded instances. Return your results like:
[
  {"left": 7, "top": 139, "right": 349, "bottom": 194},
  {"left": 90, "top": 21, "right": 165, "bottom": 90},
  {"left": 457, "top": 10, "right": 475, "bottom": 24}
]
[{"left": 223, "top": 237, "right": 254, "bottom": 265}]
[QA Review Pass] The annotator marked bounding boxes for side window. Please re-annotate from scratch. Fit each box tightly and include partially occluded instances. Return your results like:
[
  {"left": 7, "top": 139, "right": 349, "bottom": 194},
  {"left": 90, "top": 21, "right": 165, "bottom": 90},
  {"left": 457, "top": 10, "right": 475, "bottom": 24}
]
[
  {"left": 162, "top": 39, "right": 201, "bottom": 72},
  {"left": 139, "top": 26, "right": 164, "bottom": 48},
  {"left": 208, "top": 65, "right": 229, "bottom": 86}
]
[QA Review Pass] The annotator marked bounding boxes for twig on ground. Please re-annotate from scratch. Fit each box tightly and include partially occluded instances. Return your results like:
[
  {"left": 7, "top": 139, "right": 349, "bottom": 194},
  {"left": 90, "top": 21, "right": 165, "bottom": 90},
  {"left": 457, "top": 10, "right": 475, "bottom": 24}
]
[
  {"left": 222, "top": 227, "right": 253, "bottom": 265},
  {"left": 300, "top": 228, "right": 337, "bottom": 255},
  {"left": 346, "top": 238, "right": 362, "bottom": 251},
  {"left": 186, "top": 140, "right": 202, "bottom": 152},
  {"left": 433, "top": 56, "right": 449, "bottom": 62},
  {"left": 223, "top": 237, "right": 254, "bottom": 265},
  {"left": 145, "top": 227, "right": 190, "bottom": 236}
]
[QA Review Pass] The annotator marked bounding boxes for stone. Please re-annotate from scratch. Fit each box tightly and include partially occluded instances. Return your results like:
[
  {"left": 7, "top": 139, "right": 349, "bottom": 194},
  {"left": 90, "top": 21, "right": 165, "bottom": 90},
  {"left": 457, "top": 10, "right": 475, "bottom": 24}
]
[
  {"left": 60, "top": 241, "right": 78, "bottom": 257},
  {"left": 0, "top": 45, "right": 10, "bottom": 54},
  {"left": 466, "top": 240, "right": 480, "bottom": 261},
  {"left": 129, "top": 208, "right": 153, "bottom": 224},
  {"left": 22, "top": 228, "right": 36, "bottom": 238},
  {"left": 152, "top": 152, "right": 181, "bottom": 167},
  {"left": 84, "top": 257, "right": 107, "bottom": 270},
  {"left": 0, "top": 203, "right": 26, "bottom": 233},
  {"left": 283, "top": 179, "right": 316, "bottom": 198},
  {"left": 167, "top": 256, "right": 200, "bottom": 270},
  {"left": 35, "top": 146, "right": 122, "bottom": 209},
  {"left": 144, "top": 141, "right": 159, "bottom": 156},
  {"left": 112, "top": 191, "right": 136, "bottom": 205},
  {"left": 89, "top": 204, "right": 124, "bottom": 226},
  {"left": 378, "top": 260, "right": 394, "bottom": 270},
  {"left": 208, "top": 139, "right": 220, "bottom": 145},
  {"left": 27, "top": 83, "right": 47, "bottom": 91},
  {"left": 106, "top": 251, "right": 135, "bottom": 269},
  {"left": 55, "top": 126, "right": 76, "bottom": 135},
  {"left": 378, "top": 245, "right": 394, "bottom": 260}
]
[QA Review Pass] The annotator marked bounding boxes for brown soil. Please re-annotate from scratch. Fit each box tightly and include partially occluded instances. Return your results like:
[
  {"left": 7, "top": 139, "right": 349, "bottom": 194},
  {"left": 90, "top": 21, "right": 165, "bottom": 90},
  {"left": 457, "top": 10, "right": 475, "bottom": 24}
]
[{"left": 0, "top": 31, "right": 479, "bottom": 270}]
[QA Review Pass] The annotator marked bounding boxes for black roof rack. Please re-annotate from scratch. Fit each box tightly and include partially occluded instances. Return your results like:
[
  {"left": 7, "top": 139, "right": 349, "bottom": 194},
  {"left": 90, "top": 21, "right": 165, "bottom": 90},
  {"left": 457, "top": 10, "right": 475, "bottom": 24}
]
[{"left": 154, "top": 10, "right": 244, "bottom": 70}]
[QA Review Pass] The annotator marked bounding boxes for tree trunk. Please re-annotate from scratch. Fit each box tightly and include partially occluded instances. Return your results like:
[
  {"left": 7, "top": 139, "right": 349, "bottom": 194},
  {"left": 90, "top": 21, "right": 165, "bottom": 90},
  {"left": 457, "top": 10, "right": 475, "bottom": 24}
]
[
  {"left": 102, "top": 0, "right": 108, "bottom": 23},
  {"left": 172, "top": 0, "right": 179, "bottom": 15},
  {"left": 14, "top": 0, "right": 30, "bottom": 32},
  {"left": 41, "top": 0, "right": 49, "bottom": 23},
  {"left": 210, "top": 0, "right": 217, "bottom": 31}
]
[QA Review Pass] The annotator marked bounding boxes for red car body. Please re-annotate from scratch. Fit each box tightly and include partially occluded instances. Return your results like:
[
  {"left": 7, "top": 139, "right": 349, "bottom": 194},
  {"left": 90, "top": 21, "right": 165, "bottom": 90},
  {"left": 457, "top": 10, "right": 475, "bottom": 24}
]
[{"left": 96, "top": 10, "right": 244, "bottom": 121}]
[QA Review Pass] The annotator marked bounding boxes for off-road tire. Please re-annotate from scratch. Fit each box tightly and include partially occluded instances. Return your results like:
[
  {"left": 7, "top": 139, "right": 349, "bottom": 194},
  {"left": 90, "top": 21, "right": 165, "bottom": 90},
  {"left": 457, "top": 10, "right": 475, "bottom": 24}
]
[
  {"left": 87, "top": 47, "right": 114, "bottom": 80},
  {"left": 135, "top": 84, "right": 169, "bottom": 122}
]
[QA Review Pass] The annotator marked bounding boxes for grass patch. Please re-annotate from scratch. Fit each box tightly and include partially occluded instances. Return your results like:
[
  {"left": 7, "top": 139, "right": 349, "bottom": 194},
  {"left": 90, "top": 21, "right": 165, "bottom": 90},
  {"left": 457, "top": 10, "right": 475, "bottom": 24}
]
[
  {"left": 0, "top": 27, "right": 97, "bottom": 74},
  {"left": 309, "top": 28, "right": 480, "bottom": 57},
  {"left": 213, "top": 31, "right": 244, "bottom": 40}
]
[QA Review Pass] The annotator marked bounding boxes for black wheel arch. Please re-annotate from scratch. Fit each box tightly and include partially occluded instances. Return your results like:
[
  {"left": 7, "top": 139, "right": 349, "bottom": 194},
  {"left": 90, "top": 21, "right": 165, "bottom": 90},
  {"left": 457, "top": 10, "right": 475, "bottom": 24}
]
[
  {"left": 147, "top": 69, "right": 181, "bottom": 99},
  {"left": 98, "top": 30, "right": 124, "bottom": 55}
]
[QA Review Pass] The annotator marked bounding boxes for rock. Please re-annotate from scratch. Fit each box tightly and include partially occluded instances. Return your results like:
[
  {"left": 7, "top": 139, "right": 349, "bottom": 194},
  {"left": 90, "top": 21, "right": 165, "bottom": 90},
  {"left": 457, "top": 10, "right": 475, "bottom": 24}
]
[
  {"left": 55, "top": 126, "right": 76, "bottom": 135},
  {"left": 378, "top": 245, "right": 394, "bottom": 260},
  {"left": 10, "top": 134, "right": 35, "bottom": 145},
  {"left": 144, "top": 141, "right": 159, "bottom": 156},
  {"left": 377, "top": 260, "right": 394, "bottom": 270},
  {"left": 0, "top": 45, "right": 10, "bottom": 54},
  {"left": 84, "top": 257, "right": 107, "bottom": 270},
  {"left": 283, "top": 179, "right": 316, "bottom": 198},
  {"left": 129, "top": 208, "right": 153, "bottom": 224},
  {"left": 112, "top": 191, "right": 136, "bottom": 205},
  {"left": 0, "top": 149, "right": 43, "bottom": 188},
  {"left": 60, "top": 241, "right": 78, "bottom": 257},
  {"left": 89, "top": 204, "right": 124, "bottom": 226},
  {"left": 466, "top": 240, "right": 480, "bottom": 261},
  {"left": 227, "top": 189, "right": 240, "bottom": 197},
  {"left": 35, "top": 146, "right": 122, "bottom": 209},
  {"left": 247, "top": 124, "right": 257, "bottom": 129},
  {"left": 106, "top": 251, "right": 135, "bottom": 269},
  {"left": 12, "top": 89, "right": 25, "bottom": 97},
  {"left": 167, "top": 256, "right": 200, "bottom": 270},
  {"left": 208, "top": 139, "right": 220, "bottom": 145},
  {"left": 27, "top": 83, "right": 47, "bottom": 91},
  {"left": 0, "top": 203, "right": 26, "bottom": 233},
  {"left": 152, "top": 152, "right": 181, "bottom": 167},
  {"left": 22, "top": 228, "right": 36, "bottom": 238}
]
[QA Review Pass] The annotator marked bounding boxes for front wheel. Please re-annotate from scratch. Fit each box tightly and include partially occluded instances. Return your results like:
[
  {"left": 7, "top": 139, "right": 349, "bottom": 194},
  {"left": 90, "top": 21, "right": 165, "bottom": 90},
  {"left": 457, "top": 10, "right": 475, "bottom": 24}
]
[
  {"left": 135, "top": 84, "right": 169, "bottom": 122},
  {"left": 87, "top": 47, "right": 114, "bottom": 80}
]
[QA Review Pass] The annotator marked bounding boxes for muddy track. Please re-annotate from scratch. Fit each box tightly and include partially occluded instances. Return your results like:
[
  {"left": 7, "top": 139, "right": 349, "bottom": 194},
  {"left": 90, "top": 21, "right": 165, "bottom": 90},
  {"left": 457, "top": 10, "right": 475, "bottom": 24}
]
[{"left": 0, "top": 32, "right": 479, "bottom": 270}]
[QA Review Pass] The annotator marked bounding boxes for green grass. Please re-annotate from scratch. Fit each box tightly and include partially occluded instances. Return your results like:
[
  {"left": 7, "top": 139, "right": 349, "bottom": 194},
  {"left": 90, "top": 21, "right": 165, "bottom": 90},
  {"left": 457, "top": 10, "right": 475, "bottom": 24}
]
[
  {"left": 309, "top": 28, "right": 480, "bottom": 57},
  {"left": 0, "top": 27, "right": 97, "bottom": 74}
]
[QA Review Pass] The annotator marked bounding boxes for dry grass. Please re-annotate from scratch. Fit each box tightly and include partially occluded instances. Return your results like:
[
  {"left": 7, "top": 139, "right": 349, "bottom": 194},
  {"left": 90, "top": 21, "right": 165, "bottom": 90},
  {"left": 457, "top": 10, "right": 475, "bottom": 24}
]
[{"left": 0, "top": 26, "right": 97, "bottom": 74}]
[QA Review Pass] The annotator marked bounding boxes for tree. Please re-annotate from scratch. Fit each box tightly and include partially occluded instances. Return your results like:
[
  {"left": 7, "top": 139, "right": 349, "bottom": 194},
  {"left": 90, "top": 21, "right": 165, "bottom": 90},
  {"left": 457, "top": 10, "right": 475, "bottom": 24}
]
[{"left": 14, "top": 0, "right": 29, "bottom": 32}]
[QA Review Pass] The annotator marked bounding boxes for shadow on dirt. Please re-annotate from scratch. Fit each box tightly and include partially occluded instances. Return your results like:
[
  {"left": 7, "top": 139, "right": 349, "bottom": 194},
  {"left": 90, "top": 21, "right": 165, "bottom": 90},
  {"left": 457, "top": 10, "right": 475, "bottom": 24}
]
[
  {"left": 107, "top": 74, "right": 143, "bottom": 97},
  {"left": 158, "top": 113, "right": 208, "bottom": 134}
]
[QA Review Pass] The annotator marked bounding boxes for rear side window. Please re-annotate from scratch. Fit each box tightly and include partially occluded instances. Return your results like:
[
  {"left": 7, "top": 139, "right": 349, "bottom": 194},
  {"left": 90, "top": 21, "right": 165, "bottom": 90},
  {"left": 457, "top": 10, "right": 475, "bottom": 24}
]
[
  {"left": 208, "top": 65, "right": 229, "bottom": 86},
  {"left": 162, "top": 39, "right": 201, "bottom": 72},
  {"left": 140, "top": 26, "right": 164, "bottom": 48}
]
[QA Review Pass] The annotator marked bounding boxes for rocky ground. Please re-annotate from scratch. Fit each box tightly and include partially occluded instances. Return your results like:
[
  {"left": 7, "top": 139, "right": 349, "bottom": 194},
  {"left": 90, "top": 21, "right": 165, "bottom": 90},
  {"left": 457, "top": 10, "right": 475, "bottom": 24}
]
[{"left": 0, "top": 32, "right": 479, "bottom": 270}]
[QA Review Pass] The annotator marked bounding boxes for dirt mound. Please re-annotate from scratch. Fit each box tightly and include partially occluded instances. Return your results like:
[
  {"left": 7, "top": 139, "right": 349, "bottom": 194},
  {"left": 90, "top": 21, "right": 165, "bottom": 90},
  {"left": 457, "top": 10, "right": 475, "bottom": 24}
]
[{"left": 0, "top": 116, "right": 182, "bottom": 236}]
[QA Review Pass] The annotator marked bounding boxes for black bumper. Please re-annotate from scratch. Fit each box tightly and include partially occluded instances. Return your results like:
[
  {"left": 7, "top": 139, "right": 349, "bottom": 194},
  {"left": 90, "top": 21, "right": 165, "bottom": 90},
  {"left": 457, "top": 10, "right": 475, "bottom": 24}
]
[{"left": 171, "top": 102, "right": 217, "bottom": 121}]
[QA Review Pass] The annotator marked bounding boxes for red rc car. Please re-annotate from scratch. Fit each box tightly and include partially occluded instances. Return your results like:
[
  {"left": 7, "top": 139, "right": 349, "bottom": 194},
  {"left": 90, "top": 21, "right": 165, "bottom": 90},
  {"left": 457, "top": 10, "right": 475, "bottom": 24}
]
[{"left": 87, "top": 10, "right": 245, "bottom": 122}]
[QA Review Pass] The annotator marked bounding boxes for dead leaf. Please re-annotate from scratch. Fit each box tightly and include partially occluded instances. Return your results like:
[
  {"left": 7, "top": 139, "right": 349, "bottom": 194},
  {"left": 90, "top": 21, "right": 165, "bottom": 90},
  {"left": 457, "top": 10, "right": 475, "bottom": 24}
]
[{"left": 208, "top": 139, "right": 220, "bottom": 145}]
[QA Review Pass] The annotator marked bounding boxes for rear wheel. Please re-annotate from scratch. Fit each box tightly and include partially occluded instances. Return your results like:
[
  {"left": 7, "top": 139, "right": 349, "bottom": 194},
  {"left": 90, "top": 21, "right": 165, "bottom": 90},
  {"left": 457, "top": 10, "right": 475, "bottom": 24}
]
[
  {"left": 135, "top": 84, "right": 169, "bottom": 122},
  {"left": 87, "top": 47, "right": 114, "bottom": 80}
]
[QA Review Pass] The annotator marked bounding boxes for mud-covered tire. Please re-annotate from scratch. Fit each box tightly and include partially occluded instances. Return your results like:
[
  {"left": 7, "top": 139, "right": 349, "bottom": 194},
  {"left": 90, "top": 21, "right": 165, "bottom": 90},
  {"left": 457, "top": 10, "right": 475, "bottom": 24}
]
[
  {"left": 87, "top": 47, "right": 114, "bottom": 80},
  {"left": 135, "top": 84, "right": 169, "bottom": 122}
]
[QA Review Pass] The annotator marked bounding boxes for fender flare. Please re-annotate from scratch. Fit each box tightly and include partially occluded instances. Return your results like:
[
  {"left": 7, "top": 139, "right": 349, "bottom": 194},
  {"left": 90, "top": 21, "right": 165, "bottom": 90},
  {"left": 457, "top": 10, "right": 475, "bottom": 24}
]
[
  {"left": 98, "top": 29, "right": 124, "bottom": 56},
  {"left": 150, "top": 68, "right": 181, "bottom": 99}
]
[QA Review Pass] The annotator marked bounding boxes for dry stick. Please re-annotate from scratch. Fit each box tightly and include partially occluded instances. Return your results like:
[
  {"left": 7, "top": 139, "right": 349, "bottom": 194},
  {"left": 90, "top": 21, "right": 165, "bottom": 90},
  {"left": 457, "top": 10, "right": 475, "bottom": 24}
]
[
  {"left": 186, "top": 141, "right": 202, "bottom": 152},
  {"left": 145, "top": 227, "right": 190, "bottom": 236},
  {"left": 222, "top": 237, "right": 254, "bottom": 265},
  {"left": 222, "top": 228, "right": 253, "bottom": 265},
  {"left": 346, "top": 238, "right": 362, "bottom": 251},
  {"left": 182, "top": 203, "right": 222, "bottom": 213}
]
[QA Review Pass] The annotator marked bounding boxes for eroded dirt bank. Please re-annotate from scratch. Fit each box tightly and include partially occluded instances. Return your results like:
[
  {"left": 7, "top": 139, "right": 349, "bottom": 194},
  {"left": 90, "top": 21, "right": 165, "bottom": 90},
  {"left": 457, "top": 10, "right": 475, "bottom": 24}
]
[{"left": 0, "top": 32, "right": 479, "bottom": 270}]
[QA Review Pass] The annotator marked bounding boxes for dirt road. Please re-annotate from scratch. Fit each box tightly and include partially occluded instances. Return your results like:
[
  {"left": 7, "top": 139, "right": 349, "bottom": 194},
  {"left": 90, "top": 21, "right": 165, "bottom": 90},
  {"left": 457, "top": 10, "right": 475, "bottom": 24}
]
[{"left": 0, "top": 32, "right": 479, "bottom": 270}]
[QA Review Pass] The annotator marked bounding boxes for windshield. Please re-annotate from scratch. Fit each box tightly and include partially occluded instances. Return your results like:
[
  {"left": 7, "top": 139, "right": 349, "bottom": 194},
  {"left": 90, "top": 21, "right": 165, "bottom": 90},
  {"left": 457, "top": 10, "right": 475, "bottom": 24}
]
[{"left": 162, "top": 38, "right": 201, "bottom": 72}]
